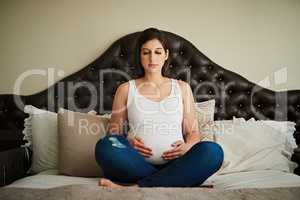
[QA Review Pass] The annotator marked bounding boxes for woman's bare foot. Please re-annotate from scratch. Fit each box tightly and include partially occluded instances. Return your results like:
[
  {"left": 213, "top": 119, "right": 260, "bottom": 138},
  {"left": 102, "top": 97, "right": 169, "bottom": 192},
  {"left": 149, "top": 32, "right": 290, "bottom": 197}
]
[{"left": 98, "top": 178, "right": 138, "bottom": 188}]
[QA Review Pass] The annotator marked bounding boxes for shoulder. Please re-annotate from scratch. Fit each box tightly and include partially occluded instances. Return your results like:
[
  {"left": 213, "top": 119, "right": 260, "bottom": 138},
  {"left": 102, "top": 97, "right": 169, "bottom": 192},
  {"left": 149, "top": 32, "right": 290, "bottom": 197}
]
[
  {"left": 176, "top": 79, "right": 188, "bottom": 87},
  {"left": 118, "top": 81, "right": 130, "bottom": 91},
  {"left": 115, "top": 81, "right": 130, "bottom": 97},
  {"left": 176, "top": 79, "right": 192, "bottom": 95}
]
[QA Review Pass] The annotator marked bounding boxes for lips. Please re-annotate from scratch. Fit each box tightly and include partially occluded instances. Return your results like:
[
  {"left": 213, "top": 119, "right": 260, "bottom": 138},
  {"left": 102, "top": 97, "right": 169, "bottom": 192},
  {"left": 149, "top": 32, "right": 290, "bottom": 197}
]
[{"left": 148, "top": 64, "right": 158, "bottom": 68}]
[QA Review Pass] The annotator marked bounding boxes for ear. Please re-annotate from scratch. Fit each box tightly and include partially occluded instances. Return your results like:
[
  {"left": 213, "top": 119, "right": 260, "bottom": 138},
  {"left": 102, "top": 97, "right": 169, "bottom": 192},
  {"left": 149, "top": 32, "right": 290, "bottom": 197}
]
[{"left": 165, "top": 49, "right": 169, "bottom": 60}]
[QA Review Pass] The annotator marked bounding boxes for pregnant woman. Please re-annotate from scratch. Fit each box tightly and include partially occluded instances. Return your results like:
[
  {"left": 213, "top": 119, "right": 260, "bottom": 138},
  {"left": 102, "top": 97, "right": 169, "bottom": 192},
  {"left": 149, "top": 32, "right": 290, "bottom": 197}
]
[{"left": 95, "top": 28, "right": 224, "bottom": 188}]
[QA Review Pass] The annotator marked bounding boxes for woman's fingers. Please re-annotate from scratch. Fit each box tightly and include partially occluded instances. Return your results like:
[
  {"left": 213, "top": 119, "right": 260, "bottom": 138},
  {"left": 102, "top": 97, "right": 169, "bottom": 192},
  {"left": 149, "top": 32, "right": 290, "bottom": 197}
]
[
  {"left": 163, "top": 155, "right": 178, "bottom": 160},
  {"left": 129, "top": 137, "right": 141, "bottom": 147},
  {"left": 128, "top": 136, "right": 154, "bottom": 158},
  {"left": 139, "top": 151, "right": 152, "bottom": 158},
  {"left": 135, "top": 142, "right": 152, "bottom": 152},
  {"left": 136, "top": 144, "right": 152, "bottom": 157},
  {"left": 129, "top": 137, "right": 153, "bottom": 157},
  {"left": 131, "top": 137, "right": 152, "bottom": 151},
  {"left": 171, "top": 140, "right": 184, "bottom": 147},
  {"left": 135, "top": 136, "right": 144, "bottom": 144},
  {"left": 162, "top": 149, "right": 182, "bottom": 160},
  {"left": 162, "top": 144, "right": 182, "bottom": 155},
  {"left": 163, "top": 150, "right": 182, "bottom": 157},
  {"left": 135, "top": 146, "right": 152, "bottom": 155}
]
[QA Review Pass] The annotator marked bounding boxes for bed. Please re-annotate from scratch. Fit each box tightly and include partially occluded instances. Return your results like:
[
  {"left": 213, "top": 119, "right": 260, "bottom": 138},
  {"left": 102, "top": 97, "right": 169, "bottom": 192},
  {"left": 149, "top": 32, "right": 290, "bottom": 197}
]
[{"left": 0, "top": 30, "right": 300, "bottom": 199}]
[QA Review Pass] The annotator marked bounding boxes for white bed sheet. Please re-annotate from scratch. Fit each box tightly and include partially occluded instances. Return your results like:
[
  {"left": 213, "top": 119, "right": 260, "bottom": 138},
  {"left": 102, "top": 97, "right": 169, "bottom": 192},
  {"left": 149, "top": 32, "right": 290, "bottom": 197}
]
[
  {"left": 5, "top": 169, "right": 300, "bottom": 190},
  {"left": 6, "top": 170, "right": 98, "bottom": 189},
  {"left": 204, "top": 170, "right": 300, "bottom": 189}
]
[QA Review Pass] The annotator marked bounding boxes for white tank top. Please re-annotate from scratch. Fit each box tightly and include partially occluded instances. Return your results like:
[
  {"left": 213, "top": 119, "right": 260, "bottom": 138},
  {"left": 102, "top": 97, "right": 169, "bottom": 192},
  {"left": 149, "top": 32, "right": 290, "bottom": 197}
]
[{"left": 127, "top": 78, "right": 184, "bottom": 165}]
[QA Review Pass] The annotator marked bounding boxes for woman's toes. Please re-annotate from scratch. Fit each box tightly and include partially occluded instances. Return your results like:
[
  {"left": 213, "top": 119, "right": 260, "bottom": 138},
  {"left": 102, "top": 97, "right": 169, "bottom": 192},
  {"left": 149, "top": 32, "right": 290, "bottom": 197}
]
[
  {"left": 98, "top": 178, "right": 123, "bottom": 188},
  {"left": 99, "top": 178, "right": 110, "bottom": 187}
]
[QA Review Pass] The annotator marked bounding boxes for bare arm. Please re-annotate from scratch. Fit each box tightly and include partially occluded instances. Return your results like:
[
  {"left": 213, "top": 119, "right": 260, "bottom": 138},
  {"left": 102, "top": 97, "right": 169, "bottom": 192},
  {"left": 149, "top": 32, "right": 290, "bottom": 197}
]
[
  {"left": 179, "top": 80, "right": 204, "bottom": 145},
  {"left": 107, "top": 82, "right": 128, "bottom": 135},
  {"left": 107, "top": 81, "right": 152, "bottom": 157}
]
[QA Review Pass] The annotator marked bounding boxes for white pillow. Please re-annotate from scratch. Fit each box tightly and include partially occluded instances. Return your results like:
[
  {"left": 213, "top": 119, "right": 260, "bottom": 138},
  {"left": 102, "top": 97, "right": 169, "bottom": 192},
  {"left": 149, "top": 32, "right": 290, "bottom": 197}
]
[
  {"left": 260, "top": 120, "right": 297, "bottom": 158},
  {"left": 23, "top": 105, "right": 111, "bottom": 174},
  {"left": 233, "top": 117, "right": 297, "bottom": 159},
  {"left": 23, "top": 105, "right": 58, "bottom": 174},
  {"left": 213, "top": 118, "right": 297, "bottom": 174}
]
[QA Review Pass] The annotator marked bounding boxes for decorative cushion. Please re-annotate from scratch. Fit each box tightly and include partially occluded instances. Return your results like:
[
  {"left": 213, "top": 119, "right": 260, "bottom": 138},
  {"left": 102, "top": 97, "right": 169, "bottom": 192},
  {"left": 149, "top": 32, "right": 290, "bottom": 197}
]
[
  {"left": 195, "top": 99, "right": 216, "bottom": 141},
  {"left": 57, "top": 108, "right": 110, "bottom": 177},
  {"left": 23, "top": 105, "right": 110, "bottom": 175}
]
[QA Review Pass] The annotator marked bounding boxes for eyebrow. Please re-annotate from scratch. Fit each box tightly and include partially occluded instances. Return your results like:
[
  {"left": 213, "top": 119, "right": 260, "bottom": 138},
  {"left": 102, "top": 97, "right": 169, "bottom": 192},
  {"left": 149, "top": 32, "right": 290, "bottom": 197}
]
[{"left": 142, "top": 48, "right": 163, "bottom": 51}]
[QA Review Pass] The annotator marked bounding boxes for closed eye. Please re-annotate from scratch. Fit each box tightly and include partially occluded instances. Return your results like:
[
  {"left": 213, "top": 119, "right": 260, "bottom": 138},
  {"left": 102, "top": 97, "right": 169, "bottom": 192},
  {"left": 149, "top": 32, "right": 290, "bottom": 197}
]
[{"left": 142, "top": 51, "right": 162, "bottom": 55}]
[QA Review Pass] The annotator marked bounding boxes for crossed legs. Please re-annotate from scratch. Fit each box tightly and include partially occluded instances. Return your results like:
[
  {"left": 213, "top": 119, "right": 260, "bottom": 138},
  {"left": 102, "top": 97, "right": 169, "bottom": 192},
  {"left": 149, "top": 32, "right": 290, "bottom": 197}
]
[{"left": 95, "top": 134, "right": 224, "bottom": 188}]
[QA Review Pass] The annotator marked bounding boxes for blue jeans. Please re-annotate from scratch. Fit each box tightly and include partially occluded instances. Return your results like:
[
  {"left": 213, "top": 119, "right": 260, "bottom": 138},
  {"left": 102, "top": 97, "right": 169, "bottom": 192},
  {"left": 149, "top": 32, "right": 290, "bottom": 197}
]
[{"left": 95, "top": 134, "right": 224, "bottom": 187}]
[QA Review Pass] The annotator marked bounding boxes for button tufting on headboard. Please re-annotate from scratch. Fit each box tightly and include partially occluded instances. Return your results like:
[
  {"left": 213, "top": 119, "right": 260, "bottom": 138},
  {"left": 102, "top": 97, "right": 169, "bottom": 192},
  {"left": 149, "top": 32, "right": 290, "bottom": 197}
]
[{"left": 0, "top": 30, "right": 300, "bottom": 153}]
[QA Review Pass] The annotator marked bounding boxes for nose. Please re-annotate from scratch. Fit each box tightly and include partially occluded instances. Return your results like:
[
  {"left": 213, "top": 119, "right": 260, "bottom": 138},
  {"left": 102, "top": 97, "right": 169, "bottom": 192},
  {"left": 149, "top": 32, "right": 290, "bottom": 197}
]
[{"left": 149, "top": 52, "right": 154, "bottom": 62}]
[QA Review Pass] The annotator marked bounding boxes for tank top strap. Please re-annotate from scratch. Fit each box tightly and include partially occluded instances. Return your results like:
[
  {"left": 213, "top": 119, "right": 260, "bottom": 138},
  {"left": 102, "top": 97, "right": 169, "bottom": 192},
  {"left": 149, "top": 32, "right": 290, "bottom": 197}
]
[
  {"left": 129, "top": 80, "right": 135, "bottom": 92},
  {"left": 170, "top": 78, "right": 175, "bottom": 96},
  {"left": 127, "top": 80, "right": 136, "bottom": 107},
  {"left": 171, "top": 79, "right": 180, "bottom": 97}
]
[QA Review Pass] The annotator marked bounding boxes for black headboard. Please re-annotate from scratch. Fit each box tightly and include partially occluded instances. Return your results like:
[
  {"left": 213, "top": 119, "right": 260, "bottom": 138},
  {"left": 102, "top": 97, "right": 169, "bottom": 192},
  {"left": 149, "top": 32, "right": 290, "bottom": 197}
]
[{"left": 1, "top": 30, "right": 300, "bottom": 154}]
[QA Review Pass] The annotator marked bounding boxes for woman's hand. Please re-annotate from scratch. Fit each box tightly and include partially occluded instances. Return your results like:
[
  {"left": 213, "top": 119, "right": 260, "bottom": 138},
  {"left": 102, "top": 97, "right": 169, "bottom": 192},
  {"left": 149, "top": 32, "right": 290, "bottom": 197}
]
[
  {"left": 128, "top": 136, "right": 153, "bottom": 158},
  {"left": 162, "top": 140, "right": 194, "bottom": 160}
]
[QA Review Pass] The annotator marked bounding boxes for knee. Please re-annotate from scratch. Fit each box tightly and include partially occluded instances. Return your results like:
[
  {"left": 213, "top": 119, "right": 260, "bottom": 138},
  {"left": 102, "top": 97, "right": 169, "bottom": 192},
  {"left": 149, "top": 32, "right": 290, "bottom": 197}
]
[
  {"left": 194, "top": 141, "right": 224, "bottom": 167},
  {"left": 95, "top": 134, "right": 128, "bottom": 161},
  {"left": 95, "top": 135, "right": 111, "bottom": 160}
]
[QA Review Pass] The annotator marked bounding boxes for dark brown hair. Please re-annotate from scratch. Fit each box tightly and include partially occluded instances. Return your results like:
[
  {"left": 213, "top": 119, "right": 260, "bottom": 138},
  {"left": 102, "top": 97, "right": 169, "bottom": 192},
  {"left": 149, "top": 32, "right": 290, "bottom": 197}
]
[{"left": 135, "top": 28, "right": 170, "bottom": 77}]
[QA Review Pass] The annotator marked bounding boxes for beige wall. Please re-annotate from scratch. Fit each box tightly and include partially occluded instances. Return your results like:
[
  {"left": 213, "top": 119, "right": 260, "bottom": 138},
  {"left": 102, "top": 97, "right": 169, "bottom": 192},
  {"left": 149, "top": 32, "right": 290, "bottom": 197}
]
[{"left": 1, "top": 0, "right": 299, "bottom": 95}]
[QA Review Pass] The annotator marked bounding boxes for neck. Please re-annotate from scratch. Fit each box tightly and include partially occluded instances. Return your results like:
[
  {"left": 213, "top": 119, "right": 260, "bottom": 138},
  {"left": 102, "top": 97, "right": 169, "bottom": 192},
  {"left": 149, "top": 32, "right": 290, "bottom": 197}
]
[{"left": 142, "top": 74, "right": 167, "bottom": 85}]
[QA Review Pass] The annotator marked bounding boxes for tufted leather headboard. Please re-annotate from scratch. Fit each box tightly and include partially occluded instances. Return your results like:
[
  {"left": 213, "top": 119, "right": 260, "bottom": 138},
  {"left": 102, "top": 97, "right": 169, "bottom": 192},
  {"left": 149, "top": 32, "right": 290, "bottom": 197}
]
[{"left": 1, "top": 30, "right": 300, "bottom": 155}]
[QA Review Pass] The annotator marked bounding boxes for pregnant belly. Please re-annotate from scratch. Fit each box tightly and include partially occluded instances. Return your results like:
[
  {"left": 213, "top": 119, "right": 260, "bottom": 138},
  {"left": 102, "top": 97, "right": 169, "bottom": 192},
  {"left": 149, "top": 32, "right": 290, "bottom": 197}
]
[{"left": 138, "top": 133, "right": 184, "bottom": 165}]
